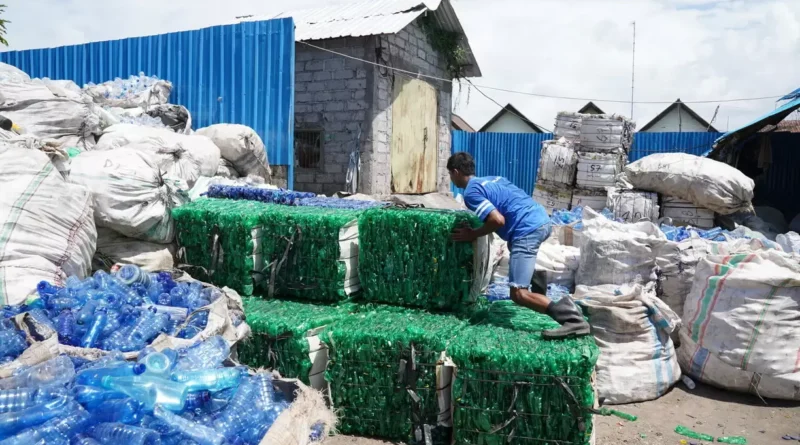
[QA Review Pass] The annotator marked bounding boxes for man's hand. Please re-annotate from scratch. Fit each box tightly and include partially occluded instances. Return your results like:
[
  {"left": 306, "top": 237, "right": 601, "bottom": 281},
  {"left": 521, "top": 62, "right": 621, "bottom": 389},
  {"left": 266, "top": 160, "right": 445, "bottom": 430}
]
[{"left": 451, "top": 225, "right": 478, "bottom": 242}]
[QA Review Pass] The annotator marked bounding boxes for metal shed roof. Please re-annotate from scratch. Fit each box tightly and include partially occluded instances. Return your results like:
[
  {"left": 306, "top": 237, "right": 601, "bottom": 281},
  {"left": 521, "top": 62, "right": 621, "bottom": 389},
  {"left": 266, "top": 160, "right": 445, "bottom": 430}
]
[{"left": 237, "top": 0, "right": 481, "bottom": 77}]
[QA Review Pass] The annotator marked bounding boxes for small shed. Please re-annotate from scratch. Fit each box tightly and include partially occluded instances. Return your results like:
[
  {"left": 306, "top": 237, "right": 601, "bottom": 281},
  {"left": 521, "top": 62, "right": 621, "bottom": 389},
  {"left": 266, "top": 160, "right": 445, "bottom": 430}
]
[
  {"left": 478, "top": 103, "right": 545, "bottom": 134},
  {"left": 241, "top": 0, "right": 481, "bottom": 196}
]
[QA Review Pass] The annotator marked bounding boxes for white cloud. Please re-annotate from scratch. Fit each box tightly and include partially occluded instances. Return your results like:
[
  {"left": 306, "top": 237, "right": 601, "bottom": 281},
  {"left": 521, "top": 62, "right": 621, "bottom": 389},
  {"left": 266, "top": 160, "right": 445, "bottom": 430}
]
[{"left": 4, "top": 0, "right": 799, "bottom": 130}]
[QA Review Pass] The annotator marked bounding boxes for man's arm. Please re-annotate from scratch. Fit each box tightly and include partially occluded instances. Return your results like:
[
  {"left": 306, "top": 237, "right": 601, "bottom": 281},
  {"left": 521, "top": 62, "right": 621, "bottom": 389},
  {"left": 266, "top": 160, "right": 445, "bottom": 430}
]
[{"left": 452, "top": 209, "right": 505, "bottom": 242}]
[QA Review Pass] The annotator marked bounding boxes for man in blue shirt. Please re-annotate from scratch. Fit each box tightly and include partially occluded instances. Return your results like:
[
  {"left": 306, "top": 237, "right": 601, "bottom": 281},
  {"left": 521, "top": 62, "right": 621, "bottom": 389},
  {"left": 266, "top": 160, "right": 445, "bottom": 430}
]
[{"left": 448, "top": 152, "right": 589, "bottom": 340}]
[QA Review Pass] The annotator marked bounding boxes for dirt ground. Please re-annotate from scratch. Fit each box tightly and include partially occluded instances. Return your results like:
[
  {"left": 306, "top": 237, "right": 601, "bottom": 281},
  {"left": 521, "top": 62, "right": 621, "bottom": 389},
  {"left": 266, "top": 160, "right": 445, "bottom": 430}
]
[{"left": 324, "top": 381, "right": 800, "bottom": 445}]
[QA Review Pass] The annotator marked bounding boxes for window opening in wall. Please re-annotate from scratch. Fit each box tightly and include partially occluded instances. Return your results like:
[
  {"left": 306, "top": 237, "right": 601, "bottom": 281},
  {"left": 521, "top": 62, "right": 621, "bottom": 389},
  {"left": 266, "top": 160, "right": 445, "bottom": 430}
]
[{"left": 295, "top": 130, "right": 322, "bottom": 169}]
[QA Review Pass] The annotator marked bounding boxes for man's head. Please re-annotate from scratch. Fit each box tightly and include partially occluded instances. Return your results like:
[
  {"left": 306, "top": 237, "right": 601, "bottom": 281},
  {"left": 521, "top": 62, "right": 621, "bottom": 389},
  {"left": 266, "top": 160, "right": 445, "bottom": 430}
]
[{"left": 447, "top": 152, "right": 475, "bottom": 189}]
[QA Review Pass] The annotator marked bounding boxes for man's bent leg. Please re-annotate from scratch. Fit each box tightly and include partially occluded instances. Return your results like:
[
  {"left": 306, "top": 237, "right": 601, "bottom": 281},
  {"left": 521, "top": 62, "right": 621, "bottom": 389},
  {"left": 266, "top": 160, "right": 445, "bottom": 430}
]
[{"left": 508, "top": 224, "right": 589, "bottom": 340}]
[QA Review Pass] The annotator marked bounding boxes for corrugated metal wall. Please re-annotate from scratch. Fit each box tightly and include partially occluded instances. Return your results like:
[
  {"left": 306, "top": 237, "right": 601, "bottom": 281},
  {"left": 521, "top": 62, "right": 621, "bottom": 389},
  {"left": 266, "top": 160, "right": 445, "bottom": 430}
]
[
  {"left": 759, "top": 133, "right": 800, "bottom": 224},
  {"left": 451, "top": 130, "right": 724, "bottom": 195},
  {"left": 0, "top": 18, "right": 296, "bottom": 185}
]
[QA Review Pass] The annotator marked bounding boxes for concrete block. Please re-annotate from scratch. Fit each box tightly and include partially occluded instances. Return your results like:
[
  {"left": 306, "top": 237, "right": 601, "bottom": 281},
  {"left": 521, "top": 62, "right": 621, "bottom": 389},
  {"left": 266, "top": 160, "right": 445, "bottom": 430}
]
[
  {"left": 347, "top": 100, "right": 368, "bottom": 111},
  {"left": 333, "top": 70, "right": 355, "bottom": 80},
  {"left": 312, "top": 103, "right": 325, "bottom": 113},
  {"left": 324, "top": 163, "right": 343, "bottom": 174},
  {"left": 295, "top": 51, "right": 314, "bottom": 62},
  {"left": 327, "top": 122, "right": 345, "bottom": 132},
  {"left": 356, "top": 69, "right": 367, "bottom": 79},
  {"left": 346, "top": 79, "right": 367, "bottom": 90},
  {"left": 296, "top": 92, "right": 313, "bottom": 103},
  {"left": 333, "top": 91, "right": 353, "bottom": 101},
  {"left": 316, "top": 173, "right": 337, "bottom": 184},
  {"left": 324, "top": 58, "right": 345, "bottom": 72},
  {"left": 303, "top": 114, "right": 321, "bottom": 124},
  {"left": 296, "top": 72, "right": 313, "bottom": 83},
  {"left": 295, "top": 83, "right": 307, "bottom": 93},
  {"left": 296, "top": 173, "right": 315, "bottom": 183},
  {"left": 314, "top": 91, "right": 333, "bottom": 102},
  {"left": 325, "top": 80, "right": 346, "bottom": 90},
  {"left": 307, "top": 82, "right": 326, "bottom": 92},
  {"left": 313, "top": 71, "right": 332, "bottom": 81},
  {"left": 334, "top": 112, "right": 354, "bottom": 121},
  {"left": 354, "top": 111, "right": 366, "bottom": 121},
  {"left": 354, "top": 89, "right": 366, "bottom": 100},
  {"left": 305, "top": 60, "right": 324, "bottom": 71},
  {"left": 325, "top": 102, "right": 345, "bottom": 112}
]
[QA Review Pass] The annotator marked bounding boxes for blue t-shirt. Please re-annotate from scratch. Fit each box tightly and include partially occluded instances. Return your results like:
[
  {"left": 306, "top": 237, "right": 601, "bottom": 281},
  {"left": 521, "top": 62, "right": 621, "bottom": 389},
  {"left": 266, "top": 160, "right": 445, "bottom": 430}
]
[{"left": 463, "top": 176, "right": 549, "bottom": 242}]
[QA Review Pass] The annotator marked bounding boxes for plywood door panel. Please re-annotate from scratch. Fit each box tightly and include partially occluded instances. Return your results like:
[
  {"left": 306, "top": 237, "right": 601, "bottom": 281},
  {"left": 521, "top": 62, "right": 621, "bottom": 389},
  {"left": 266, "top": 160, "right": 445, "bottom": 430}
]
[{"left": 391, "top": 76, "right": 438, "bottom": 194}]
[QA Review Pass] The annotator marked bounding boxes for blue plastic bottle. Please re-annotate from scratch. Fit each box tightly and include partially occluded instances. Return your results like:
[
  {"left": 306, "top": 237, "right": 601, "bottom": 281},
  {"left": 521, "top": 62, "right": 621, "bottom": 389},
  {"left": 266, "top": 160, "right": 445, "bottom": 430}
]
[
  {"left": 212, "top": 377, "right": 256, "bottom": 439},
  {"left": 153, "top": 405, "right": 227, "bottom": 445},
  {"left": 0, "top": 329, "right": 27, "bottom": 360},
  {"left": 101, "top": 375, "right": 189, "bottom": 412},
  {"left": 26, "top": 308, "right": 56, "bottom": 333},
  {"left": 54, "top": 310, "right": 77, "bottom": 346},
  {"left": 0, "top": 356, "right": 74, "bottom": 390},
  {"left": 183, "top": 391, "right": 211, "bottom": 411},
  {"left": 90, "top": 398, "right": 146, "bottom": 425},
  {"left": 175, "top": 336, "right": 230, "bottom": 371},
  {"left": 0, "top": 407, "right": 90, "bottom": 445},
  {"left": 75, "top": 362, "right": 145, "bottom": 386},
  {"left": 250, "top": 373, "right": 275, "bottom": 410},
  {"left": 87, "top": 423, "right": 161, "bottom": 445},
  {"left": 36, "top": 281, "right": 62, "bottom": 299},
  {"left": 0, "top": 387, "right": 65, "bottom": 414},
  {"left": 71, "top": 434, "right": 103, "bottom": 445},
  {"left": 116, "top": 265, "right": 153, "bottom": 289},
  {"left": 0, "top": 395, "right": 70, "bottom": 437},
  {"left": 80, "top": 308, "right": 108, "bottom": 349},
  {"left": 139, "top": 350, "right": 177, "bottom": 378},
  {"left": 70, "top": 386, "right": 127, "bottom": 409},
  {"left": 45, "top": 296, "right": 82, "bottom": 311},
  {"left": 170, "top": 367, "right": 244, "bottom": 392}
]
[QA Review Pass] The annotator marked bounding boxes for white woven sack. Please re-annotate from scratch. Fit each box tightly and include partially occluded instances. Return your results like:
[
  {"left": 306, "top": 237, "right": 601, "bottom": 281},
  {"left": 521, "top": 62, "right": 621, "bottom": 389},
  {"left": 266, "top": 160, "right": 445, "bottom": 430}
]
[
  {"left": 216, "top": 159, "right": 240, "bottom": 178},
  {"left": 69, "top": 148, "right": 189, "bottom": 243},
  {"left": 535, "top": 243, "right": 580, "bottom": 289},
  {"left": 96, "top": 124, "right": 220, "bottom": 183},
  {"left": 677, "top": 328, "right": 800, "bottom": 400},
  {"left": 94, "top": 228, "right": 175, "bottom": 272},
  {"left": 532, "top": 182, "right": 573, "bottom": 215},
  {"left": 682, "top": 250, "right": 800, "bottom": 376},
  {"left": 574, "top": 282, "right": 680, "bottom": 404},
  {"left": 623, "top": 153, "right": 754, "bottom": 215},
  {"left": 607, "top": 189, "right": 659, "bottom": 223},
  {"left": 0, "top": 147, "right": 97, "bottom": 304},
  {"left": 576, "top": 208, "right": 666, "bottom": 286},
  {"left": 0, "top": 80, "right": 100, "bottom": 149},
  {"left": 196, "top": 124, "right": 271, "bottom": 180},
  {"left": 537, "top": 138, "right": 577, "bottom": 186},
  {"left": 0, "top": 63, "right": 30, "bottom": 83}
]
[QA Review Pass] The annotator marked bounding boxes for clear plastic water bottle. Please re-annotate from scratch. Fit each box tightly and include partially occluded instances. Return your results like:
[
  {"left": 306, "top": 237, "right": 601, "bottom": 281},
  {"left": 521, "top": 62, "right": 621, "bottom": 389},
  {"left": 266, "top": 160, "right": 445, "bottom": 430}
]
[
  {"left": 170, "top": 367, "right": 245, "bottom": 392},
  {"left": 0, "top": 327, "right": 27, "bottom": 359},
  {"left": 116, "top": 265, "right": 153, "bottom": 289},
  {"left": 0, "top": 387, "right": 66, "bottom": 414},
  {"left": 212, "top": 377, "right": 256, "bottom": 439},
  {"left": 0, "top": 356, "right": 75, "bottom": 390},
  {"left": 80, "top": 308, "right": 108, "bottom": 349},
  {"left": 139, "top": 349, "right": 177, "bottom": 377},
  {"left": 70, "top": 385, "right": 127, "bottom": 409},
  {"left": 250, "top": 373, "right": 275, "bottom": 411},
  {"left": 175, "top": 336, "right": 230, "bottom": 371},
  {"left": 90, "top": 398, "right": 146, "bottom": 425},
  {"left": 75, "top": 362, "right": 145, "bottom": 386},
  {"left": 0, "top": 395, "right": 70, "bottom": 437},
  {"left": 26, "top": 308, "right": 56, "bottom": 333},
  {"left": 153, "top": 405, "right": 227, "bottom": 445},
  {"left": 101, "top": 375, "right": 189, "bottom": 412},
  {"left": 87, "top": 422, "right": 161, "bottom": 445},
  {"left": 71, "top": 434, "right": 103, "bottom": 445}
]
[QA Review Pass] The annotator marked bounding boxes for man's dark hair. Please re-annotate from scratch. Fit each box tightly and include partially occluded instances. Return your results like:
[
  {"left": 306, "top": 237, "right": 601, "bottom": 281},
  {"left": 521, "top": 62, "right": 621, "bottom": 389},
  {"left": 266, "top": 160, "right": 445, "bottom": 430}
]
[{"left": 447, "top": 152, "right": 476, "bottom": 175}]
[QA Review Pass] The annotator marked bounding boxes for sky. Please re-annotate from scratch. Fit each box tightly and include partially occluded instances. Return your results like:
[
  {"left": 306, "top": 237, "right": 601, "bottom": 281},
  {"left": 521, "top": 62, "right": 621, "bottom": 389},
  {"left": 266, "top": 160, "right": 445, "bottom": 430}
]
[{"left": 4, "top": 0, "right": 799, "bottom": 131}]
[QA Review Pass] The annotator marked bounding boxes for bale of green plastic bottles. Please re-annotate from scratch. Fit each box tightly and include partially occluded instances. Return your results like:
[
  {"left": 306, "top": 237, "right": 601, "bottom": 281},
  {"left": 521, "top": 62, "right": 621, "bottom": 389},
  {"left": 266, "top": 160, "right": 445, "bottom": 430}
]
[
  {"left": 237, "top": 297, "right": 352, "bottom": 383},
  {"left": 173, "top": 198, "right": 361, "bottom": 300},
  {"left": 449, "top": 301, "right": 600, "bottom": 445},
  {"left": 323, "top": 305, "right": 466, "bottom": 440},
  {"left": 358, "top": 208, "right": 480, "bottom": 310}
]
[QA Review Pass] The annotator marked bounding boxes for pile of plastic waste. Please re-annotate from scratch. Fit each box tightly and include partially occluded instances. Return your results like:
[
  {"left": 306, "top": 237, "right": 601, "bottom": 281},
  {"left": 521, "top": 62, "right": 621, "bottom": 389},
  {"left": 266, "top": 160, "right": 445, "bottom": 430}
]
[
  {"left": 85, "top": 73, "right": 168, "bottom": 105},
  {"left": 485, "top": 281, "right": 571, "bottom": 303},
  {"left": 2, "top": 266, "right": 236, "bottom": 352},
  {"left": 0, "top": 337, "right": 304, "bottom": 445},
  {"left": 550, "top": 206, "right": 617, "bottom": 229},
  {"left": 659, "top": 224, "right": 730, "bottom": 242},
  {"left": 204, "top": 185, "right": 316, "bottom": 205}
]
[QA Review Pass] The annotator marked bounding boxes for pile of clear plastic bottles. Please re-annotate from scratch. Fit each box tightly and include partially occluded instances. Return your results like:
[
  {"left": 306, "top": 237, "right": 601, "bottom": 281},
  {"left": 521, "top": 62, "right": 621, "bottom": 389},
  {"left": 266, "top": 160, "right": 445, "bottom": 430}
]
[
  {"left": 103, "top": 107, "right": 167, "bottom": 129},
  {"left": 550, "top": 206, "right": 617, "bottom": 230},
  {"left": 85, "top": 73, "right": 164, "bottom": 103},
  {"left": 2, "top": 265, "right": 233, "bottom": 353},
  {"left": 204, "top": 185, "right": 316, "bottom": 205},
  {"left": 0, "top": 336, "right": 307, "bottom": 445}
]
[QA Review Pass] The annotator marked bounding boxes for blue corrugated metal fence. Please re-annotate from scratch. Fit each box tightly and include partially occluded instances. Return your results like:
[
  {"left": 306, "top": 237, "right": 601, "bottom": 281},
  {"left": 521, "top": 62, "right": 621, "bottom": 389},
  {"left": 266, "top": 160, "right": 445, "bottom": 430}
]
[
  {"left": 451, "top": 130, "right": 724, "bottom": 195},
  {"left": 0, "top": 19, "right": 296, "bottom": 186}
]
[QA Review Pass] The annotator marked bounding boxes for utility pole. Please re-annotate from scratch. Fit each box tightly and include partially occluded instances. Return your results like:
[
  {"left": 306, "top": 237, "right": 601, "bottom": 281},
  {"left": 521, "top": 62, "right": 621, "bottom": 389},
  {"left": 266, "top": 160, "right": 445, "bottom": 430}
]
[{"left": 630, "top": 21, "right": 636, "bottom": 119}]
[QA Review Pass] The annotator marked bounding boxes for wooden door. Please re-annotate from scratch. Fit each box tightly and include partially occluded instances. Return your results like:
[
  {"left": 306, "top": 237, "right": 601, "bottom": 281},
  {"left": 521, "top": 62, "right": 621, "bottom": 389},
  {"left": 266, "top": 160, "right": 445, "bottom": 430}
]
[{"left": 390, "top": 76, "right": 438, "bottom": 194}]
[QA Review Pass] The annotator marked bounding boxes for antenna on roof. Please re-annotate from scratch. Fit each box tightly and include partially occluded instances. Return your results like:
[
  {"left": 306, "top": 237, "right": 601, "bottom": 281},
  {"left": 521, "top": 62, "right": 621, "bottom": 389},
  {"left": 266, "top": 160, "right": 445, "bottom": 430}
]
[{"left": 630, "top": 21, "right": 636, "bottom": 119}]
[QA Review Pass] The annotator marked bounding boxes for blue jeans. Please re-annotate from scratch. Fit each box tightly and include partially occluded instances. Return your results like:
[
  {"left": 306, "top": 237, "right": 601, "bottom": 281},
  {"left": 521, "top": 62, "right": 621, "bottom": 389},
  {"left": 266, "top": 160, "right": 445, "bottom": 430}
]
[{"left": 508, "top": 223, "right": 552, "bottom": 289}]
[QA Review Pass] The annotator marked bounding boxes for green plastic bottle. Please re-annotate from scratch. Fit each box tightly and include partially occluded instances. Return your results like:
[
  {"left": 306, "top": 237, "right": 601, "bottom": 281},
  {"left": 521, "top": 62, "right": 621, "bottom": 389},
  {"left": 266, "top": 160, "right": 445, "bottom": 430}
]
[{"left": 675, "top": 425, "right": 715, "bottom": 442}]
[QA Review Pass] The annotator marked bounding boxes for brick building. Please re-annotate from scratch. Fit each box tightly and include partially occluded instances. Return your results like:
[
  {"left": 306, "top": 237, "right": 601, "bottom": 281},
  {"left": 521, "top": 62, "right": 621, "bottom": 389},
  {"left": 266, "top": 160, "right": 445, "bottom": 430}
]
[{"left": 240, "top": 0, "right": 481, "bottom": 196}]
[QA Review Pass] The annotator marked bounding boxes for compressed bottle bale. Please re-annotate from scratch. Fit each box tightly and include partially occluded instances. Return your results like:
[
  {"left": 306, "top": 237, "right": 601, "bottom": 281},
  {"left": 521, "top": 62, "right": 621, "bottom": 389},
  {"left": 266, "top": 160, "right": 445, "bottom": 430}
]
[
  {"left": 571, "top": 188, "right": 608, "bottom": 211},
  {"left": 660, "top": 196, "right": 715, "bottom": 228},
  {"left": 173, "top": 198, "right": 361, "bottom": 300},
  {"left": 324, "top": 306, "right": 466, "bottom": 440},
  {"left": 607, "top": 188, "right": 660, "bottom": 223},
  {"left": 554, "top": 112, "right": 582, "bottom": 144},
  {"left": 70, "top": 148, "right": 188, "bottom": 243},
  {"left": 537, "top": 138, "right": 578, "bottom": 186},
  {"left": 237, "top": 297, "right": 350, "bottom": 384},
  {"left": 532, "top": 181, "right": 573, "bottom": 215},
  {"left": 450, "top": 301, "right": 599, "bottom": 445},
  {"left": 579, "top": 114, "right": 635, "bottom": 153},
  {"left": 576, "top": 151, "right": 626, "bottom": 189},
  {"left": 357, "top": 208, "right": 481, "bottom": 310}
]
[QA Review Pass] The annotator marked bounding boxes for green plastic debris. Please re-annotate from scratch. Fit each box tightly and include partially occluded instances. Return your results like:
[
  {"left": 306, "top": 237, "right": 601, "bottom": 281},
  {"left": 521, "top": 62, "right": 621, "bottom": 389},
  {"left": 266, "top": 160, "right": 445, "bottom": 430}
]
[
  {"left": 717, "top": 436, "right": 747, "bottom": 444},
  {"left": 450, "top": 310, "right": 599, "bottom": 445},
  {"left": 173, "top": 198, "right": 361, "bottom": 300},
  {"left": 599, "top": 407, "right": 638, "bottom": 421},
  {"left": 639, "top": 433, "right": 647, "bottom": 439},
  {"left": 358, "top": 208, "right": 480, "bottom": 310},
  {"left": 66, "top": 147, "right": 81, "bottom": 158},
  {"left": 236, "top": 297, "right": 352, "bottom": 383},
  {"left": 675, "top": 425, "right": 715, "bottom": 442}
]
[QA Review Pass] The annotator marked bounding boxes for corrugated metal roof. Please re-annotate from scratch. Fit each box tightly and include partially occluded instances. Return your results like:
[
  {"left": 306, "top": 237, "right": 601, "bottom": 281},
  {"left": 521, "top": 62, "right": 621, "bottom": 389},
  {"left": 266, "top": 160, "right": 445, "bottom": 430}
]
[
  {"left": 0, "top": 18, "right": 297, "bottom": 185},
  {"left": 759, "top": 119, "right": 800, "bottom": 133},
  {"left": 713, "top": 96, "right": 800, "bottom": 155},
  {"left": 237, "top": 0, "right": 481, "bottom": 77}
]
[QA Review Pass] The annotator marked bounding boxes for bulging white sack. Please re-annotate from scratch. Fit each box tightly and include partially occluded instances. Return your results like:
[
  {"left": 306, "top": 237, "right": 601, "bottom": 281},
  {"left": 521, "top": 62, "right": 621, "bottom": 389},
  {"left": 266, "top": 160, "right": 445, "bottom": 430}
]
[
  {"left": 69, "top": 148, "right": 189, "bottom": 243},
  {"left": 682, "top": 250, "right": 800, "bottom": 376},
  {"left": 94, "top": 228, "right": 175, "bottom": 272},
  {"left": 0, "top": 63, "right": 30, "bottom": 83},
  {"left": 623, "top": 153, "right": 754, "bottom": 215},
  {"left": 574, "top": 282, "right": 680, "bottom": 404},
  {"left": 576, "top": 208, "right": 666, "bottom": 286},
  {"left": 96, "top": 124, "right": 220, "bottom": 186},
  {"left": 535, "top": 242, "right": 580, "bottom": 289},
  {"left": 0, "top": 147, "right": 97, "bottom": 304},
  {"left": 196, "top": 124, "right": 271, "bottom": 180}
]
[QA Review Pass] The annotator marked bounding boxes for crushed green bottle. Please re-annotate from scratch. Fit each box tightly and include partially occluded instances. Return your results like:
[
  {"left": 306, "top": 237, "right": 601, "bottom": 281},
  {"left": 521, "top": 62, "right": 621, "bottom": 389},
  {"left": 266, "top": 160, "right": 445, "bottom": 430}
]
[
  {"left": 358, "top": 208, "right": 480, "bottom": 310},
  {"left": 717, "top": 436, "right": 747, "bottom": 444},
  {"left": 675, "top": 425, "right": 715, "bottom": 441}
]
